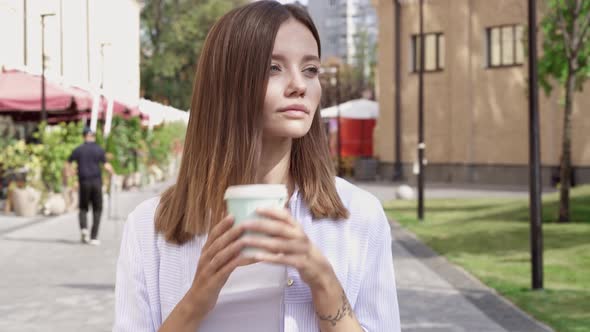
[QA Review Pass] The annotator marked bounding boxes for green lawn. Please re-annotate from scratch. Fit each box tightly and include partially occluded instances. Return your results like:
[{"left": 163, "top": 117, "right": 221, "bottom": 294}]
[{"left": 384, "top": 186, "right": 590, "bottom": 332}]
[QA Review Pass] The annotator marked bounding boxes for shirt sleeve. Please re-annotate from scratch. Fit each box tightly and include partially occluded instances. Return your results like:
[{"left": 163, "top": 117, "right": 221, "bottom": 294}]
[
  {"left": 355, "top": 203, "right": 401, "bottom": 332},
  {"left": 99, "top": 147, "right": 106, "bottom": 164},
  {"left": 67, "top": 148, "right": 77, "bottom": 163},
  {"left": 113, "top": 214, "right": 156, "bottom": 332}
]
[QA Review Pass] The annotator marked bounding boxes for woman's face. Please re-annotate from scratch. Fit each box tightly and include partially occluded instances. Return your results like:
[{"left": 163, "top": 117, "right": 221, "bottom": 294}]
[{"left": 262, "top": 19, "right": 321, "bottom": 139}]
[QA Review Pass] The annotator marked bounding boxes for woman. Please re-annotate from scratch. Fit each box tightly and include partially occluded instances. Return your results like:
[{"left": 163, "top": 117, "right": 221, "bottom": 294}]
[{"left": 113, "top": 1, "right": 400, "bottom": 331}]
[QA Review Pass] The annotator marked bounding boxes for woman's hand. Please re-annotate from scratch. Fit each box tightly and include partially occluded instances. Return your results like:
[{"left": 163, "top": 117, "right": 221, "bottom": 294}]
[
  {"left": 241, "top": 207, "right": 335, "bottom": 290},
  {"left": 187, "top": 215, "right": 258, "bottom": 320},
  {"left": 159, "top": 215, "right": 258, "bottom": 331},
  {"left": 241, "top": 207, "right": 364, "bottom": 332}
]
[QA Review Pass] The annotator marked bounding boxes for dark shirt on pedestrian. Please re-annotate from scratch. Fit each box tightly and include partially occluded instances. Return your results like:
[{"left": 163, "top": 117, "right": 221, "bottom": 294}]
[{"left": 68, "top": 142, "right": 106, "bottom": 182}]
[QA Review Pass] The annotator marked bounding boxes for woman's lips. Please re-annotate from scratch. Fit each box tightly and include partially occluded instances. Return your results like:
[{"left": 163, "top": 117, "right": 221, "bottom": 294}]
[
  {"left": 277, "top": 104, "right": 310, "bottom": 114},
  {"left": 277, "top": 104, "right": 309, "bottom": 119}
]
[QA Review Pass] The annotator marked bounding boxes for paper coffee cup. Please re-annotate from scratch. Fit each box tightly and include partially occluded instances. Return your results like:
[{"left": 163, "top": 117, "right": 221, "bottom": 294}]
[{"left": 224, "top": 184, "right": 288, "bottom": 257}]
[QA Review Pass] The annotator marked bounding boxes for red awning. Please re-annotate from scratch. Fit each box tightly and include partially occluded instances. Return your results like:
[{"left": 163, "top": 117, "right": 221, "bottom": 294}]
[{"left": 0, "top": 69, "right": 93, "bottom": 112}]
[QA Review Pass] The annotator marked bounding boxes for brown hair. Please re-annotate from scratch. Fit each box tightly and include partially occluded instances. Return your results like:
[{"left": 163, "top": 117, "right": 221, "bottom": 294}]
[{"left": 155, "top": 0, "right": 349, "bottom": 244}]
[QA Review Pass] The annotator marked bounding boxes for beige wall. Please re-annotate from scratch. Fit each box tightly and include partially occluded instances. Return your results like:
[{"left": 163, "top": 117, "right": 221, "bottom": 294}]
[
  {"left": 373, "top": 0, "right": 395, "bottom": 162},
  {"left": 374, "top": 0, "right": 590, "bottom": 172},
  {"left": 0, "top": 0, "right": 141, "bottom": 104}
]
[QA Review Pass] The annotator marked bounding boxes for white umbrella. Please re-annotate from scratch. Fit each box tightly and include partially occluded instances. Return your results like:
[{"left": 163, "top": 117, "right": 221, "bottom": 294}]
[
  {"left": 139, "top": 98, "right": 190, "bottom": 130},
  {"left": 320, "top": 98, "right": 379, "bottom": 119}
]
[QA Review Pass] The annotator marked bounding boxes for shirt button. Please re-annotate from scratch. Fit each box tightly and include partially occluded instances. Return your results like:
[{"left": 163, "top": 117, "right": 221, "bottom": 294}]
[{"left": 287, "top": 279, "right": 294, "bottom": 287}]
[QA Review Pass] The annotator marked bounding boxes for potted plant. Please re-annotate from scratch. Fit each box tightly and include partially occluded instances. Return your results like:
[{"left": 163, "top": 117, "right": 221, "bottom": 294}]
[{"left": 0, "top": 140, "right": 43, "bottom": 217}]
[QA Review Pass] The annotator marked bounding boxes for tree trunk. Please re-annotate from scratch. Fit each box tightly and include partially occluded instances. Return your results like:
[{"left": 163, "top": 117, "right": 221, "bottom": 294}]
[{"left": 558, "top": 66, "right": 574, "bottom": 222}]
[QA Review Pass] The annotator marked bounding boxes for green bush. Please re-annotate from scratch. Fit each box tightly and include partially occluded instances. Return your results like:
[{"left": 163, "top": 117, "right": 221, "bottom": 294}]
[
  {"left": 35, "top": 122, "right": 84, "bottom": 193},
  {"left": 0, "top": 136, "right": 16, "bottom": 152},
  {"left": 104, "top": 116, "right": 145, "bottom": 175},
  {"left": 0, "top": 139, "right": 44, "bottom": 190},
  {"left": 1, "top": 117, "right": 187, "bottom": 194},
  {"left": 146, "top": 121, "right": 187, "bottom": 170}
]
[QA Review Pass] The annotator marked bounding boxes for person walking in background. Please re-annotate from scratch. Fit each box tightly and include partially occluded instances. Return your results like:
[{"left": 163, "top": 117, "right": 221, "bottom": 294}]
[{"left": 66, "top": 127, "right": 114, "bottom": 245}]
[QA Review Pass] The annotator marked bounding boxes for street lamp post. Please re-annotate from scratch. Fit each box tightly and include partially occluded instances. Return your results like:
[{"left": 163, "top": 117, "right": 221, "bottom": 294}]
[
  {"left": 417, "top": 0, "right": 425, "bottom": 221},
  {"left": 393, "top": 0, "right": 403, "bottom": 181},
  {"left": 24, "top": 0, "right": 28, "bottom": 65},
  {"left": 40, "top": 13, "right": 55, "bottom": 123},
  {"left": 527, "top": 0, "right": 543, "bottom": 290}
]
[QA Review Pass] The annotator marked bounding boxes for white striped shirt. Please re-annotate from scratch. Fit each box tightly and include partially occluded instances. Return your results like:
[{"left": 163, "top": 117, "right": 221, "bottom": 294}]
[{"left": 113, "top": 177, "right": 401, "bottom": 331}]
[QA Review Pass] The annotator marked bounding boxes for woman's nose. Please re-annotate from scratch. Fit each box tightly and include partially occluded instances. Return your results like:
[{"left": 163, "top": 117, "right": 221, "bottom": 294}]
[{"left": 285, "top": 72, "right": 307, "bottom": 97}]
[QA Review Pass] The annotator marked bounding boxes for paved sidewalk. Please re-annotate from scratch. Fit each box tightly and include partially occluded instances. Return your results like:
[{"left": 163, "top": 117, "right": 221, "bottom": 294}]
[
  {"left": 354, "top": 180, "right": 556, "bottom": 202},
  {"left": 0, "top": 180, "right": 554, "bottom": 331},
  {"left": 0, "top": 182, "right": 170, "bottom": 332}
]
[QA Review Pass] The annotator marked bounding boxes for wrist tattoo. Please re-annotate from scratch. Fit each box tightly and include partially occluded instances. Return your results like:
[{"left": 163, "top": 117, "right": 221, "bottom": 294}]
[{"left": 316, "top": 290, "right": 353, "bottom": 327}]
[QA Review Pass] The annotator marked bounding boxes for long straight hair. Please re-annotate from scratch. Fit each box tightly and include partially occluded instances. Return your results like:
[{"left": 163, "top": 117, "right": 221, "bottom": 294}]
[{"left": 155, "top": 1, "right": 349, "bottom": 244}]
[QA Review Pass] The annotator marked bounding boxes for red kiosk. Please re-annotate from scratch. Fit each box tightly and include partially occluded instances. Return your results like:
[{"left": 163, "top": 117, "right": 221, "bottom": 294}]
[{"left": 320, "top": 99, "right": 379, "bottom": 158}]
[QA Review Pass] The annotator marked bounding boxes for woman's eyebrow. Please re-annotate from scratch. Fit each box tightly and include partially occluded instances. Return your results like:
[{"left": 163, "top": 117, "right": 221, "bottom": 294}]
[{"left": 271, "top": 54, "right": 320, "bottom": 63}]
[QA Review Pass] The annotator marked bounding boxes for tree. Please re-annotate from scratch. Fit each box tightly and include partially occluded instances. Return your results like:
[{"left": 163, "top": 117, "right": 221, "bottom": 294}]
[
  {"left": 140, "top": 0, "right": 245, "bottom": 110},
  {"left": 538, "top": 0, "right": 590, "bottom": 222},
  {"left": 352, "top": 27, "right": 377, "bottom": 97},
  {"left": 320, "top": 58, "right": 370, "bottom": 109}
]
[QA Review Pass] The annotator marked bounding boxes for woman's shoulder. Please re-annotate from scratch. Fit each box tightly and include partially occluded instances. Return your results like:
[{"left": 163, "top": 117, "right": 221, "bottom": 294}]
[
  {"left": 333, "top": 177, "right": 389, "bottom": 231},
  {"left": 124, "top": 196, "right": 161, "bottom": 241},
  {"left": 334, "top": 177, "right": 383, "bottom": 212}
]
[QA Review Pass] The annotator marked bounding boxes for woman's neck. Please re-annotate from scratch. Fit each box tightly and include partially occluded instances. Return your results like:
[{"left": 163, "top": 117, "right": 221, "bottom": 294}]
[{"left": 259, "top": 136, "right": 294, "bottom": 195}]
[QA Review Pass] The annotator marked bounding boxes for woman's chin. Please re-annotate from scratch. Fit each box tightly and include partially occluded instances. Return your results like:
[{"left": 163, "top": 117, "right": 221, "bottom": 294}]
[{"left": 264, "top": 125, "right": 311, "bottom": 139}]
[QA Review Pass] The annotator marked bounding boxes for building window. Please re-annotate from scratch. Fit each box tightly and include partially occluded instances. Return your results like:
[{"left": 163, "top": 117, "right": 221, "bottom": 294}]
[
  {"left": 411, "top": 33, "right": 445, "bottom": 72},
  {"left": 487, "top": 25, "right": 524, "bottom": 67}
]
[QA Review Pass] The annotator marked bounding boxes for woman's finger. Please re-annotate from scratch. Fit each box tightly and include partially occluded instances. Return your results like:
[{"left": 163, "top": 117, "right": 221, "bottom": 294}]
[
  {"left": 242, "top": 235, "right": 307, "bottom": 255},
  {"left": 206, "top": 221, "right": 246, "bottom": 261},
  {"left": 252, "top": 251, "right": 305, "bottom": 270},
  {"left": 255, "top": 207, "right": 299, "bottom": 227},
  {"left": 202, "top": 215, "right": 234, "bottom": 252},
  {"left": 208, "top": 236, "right": 249, "bottom": 273},
  {"left": 214, "top": 255, "right": 260, "bottom": 286},
  {"left": 242, "top": 219, "right": 301, "bottom": 239}
]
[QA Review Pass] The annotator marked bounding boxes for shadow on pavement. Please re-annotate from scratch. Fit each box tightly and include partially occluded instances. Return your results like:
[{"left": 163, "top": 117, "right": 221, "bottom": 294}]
[
  {"left": 0, "top": 237, "right": 81, "bottom": 245},
  {"left": 58, "top": 283, "right": 115, "bottom": 291}
]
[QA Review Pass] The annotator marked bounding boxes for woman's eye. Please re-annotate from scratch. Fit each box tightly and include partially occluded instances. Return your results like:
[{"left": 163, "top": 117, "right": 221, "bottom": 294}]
[
  {"left": 270, "top": 65, "right": 281, "bottom": 72},
  {"left": 305, "top": 67, "right": 319, "bottom": 75}
]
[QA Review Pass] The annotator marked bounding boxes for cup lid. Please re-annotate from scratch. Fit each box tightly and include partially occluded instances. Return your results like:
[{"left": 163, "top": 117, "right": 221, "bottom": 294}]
[{"left": 224, "top": 184, "right": 288, "bottom": 200}]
